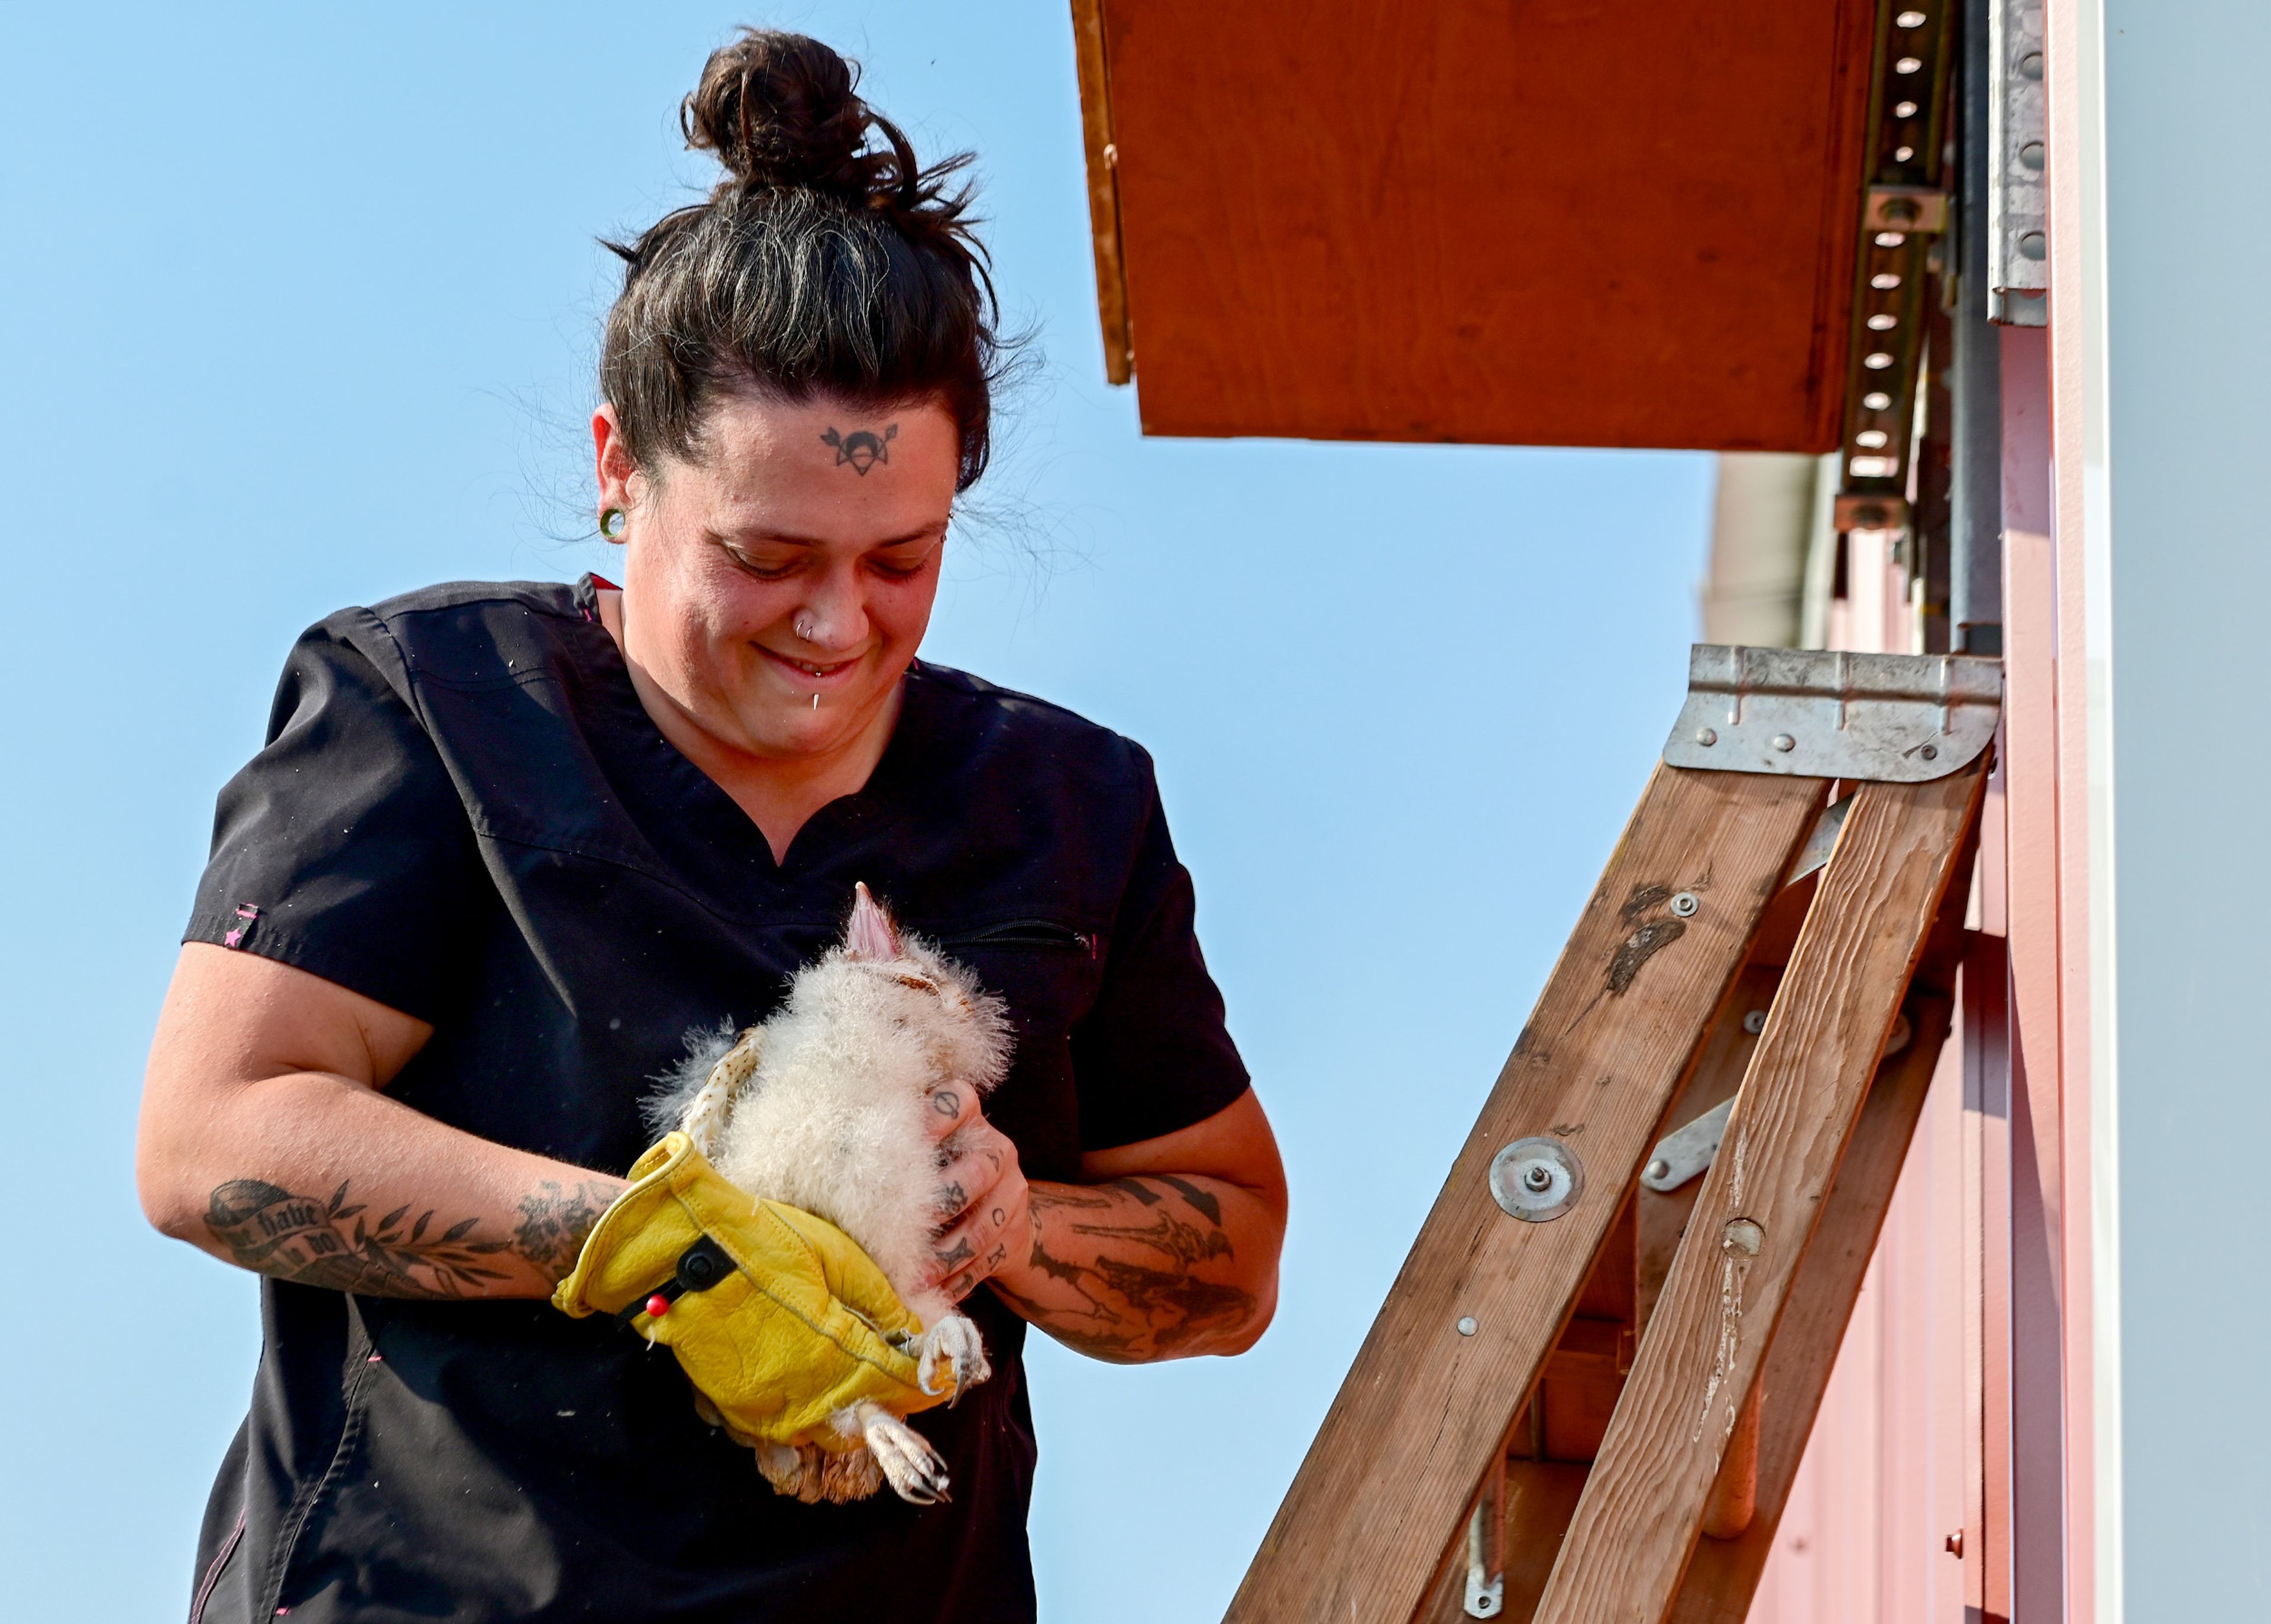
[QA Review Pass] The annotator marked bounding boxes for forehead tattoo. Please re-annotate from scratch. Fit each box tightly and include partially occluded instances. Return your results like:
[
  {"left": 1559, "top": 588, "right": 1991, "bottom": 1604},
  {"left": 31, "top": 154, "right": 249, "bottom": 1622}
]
[{"left": 820, "top": 422, "right": 898, "bottom": 475}]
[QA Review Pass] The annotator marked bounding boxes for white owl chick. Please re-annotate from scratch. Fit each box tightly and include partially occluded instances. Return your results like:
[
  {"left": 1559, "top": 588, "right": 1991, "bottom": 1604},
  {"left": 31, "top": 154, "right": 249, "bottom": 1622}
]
[{"left": 646, "top": 882, "right": 1013, "bottom": 1505}]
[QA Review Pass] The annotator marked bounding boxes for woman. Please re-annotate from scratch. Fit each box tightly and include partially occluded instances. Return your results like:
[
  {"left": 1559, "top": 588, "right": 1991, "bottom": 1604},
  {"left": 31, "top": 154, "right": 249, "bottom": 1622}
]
[{"left": 136, "top": 30, "right": 1285, "bottom": 1623}]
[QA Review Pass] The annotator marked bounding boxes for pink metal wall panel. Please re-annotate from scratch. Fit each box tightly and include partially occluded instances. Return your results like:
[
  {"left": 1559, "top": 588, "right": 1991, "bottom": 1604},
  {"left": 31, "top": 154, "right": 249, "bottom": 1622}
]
[{"left": 2000, "top": 325, "right": 2072, "bottom": 1624}]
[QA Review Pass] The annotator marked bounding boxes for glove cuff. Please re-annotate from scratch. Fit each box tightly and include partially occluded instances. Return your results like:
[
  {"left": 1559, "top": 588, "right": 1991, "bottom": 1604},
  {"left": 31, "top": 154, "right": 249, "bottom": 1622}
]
[{"left": 551, "top": 1133, "right": 705, "bottom": 1319}]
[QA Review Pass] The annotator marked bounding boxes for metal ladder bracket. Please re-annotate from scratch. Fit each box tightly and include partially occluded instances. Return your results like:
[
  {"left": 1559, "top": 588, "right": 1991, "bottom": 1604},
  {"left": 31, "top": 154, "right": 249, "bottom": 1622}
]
[{"left": 1665, "top": 645, "right": 2001, "bottom": 782}]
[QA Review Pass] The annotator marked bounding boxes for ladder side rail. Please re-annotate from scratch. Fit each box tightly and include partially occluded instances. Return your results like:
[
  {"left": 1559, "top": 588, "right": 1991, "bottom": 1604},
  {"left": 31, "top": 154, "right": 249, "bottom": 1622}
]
[
  {"left": 1667, "top": 981, "right": 1961, "bottom": 1622},
  {"left": 1664, "top": 807, "right": 1978, "bottom": 1622},
  {"left": 1528, "top": 759, "right": 1988, "bottom": 1624},
  {"left": 1222, "top": 765, "right": 1827, "bottom": 1624},
  {"left": 1411, "top": 940, "right": 1806, "bottom": 1624}
]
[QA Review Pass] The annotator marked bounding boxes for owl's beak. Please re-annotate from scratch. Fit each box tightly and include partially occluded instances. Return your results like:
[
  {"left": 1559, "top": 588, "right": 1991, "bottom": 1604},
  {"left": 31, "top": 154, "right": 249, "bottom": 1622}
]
[{"left": 846, "top": 881, "right": 904, "bottom": 961}]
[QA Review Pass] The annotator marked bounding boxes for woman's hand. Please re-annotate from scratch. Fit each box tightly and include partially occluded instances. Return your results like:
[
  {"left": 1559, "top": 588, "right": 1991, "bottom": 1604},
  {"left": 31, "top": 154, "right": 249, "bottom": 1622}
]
[
  {"left": 982, "top": 1089, "right": 1287, "bottom": 1364},
  {"left": 923, "top": 1082, "right": 1031, "bottom": 1303}
]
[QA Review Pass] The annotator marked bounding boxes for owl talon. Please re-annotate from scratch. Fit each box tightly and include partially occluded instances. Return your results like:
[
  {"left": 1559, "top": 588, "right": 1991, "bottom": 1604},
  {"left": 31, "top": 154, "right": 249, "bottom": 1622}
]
[
  {"left": 843, "top": 1402, "right": 951, "bottom": 1505},
  {"left": 913, "top": 1312, "right": 991, "bottom": 1402}
]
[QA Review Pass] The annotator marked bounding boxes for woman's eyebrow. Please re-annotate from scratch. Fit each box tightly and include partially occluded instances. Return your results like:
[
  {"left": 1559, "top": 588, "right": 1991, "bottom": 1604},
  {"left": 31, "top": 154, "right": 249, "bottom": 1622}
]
[{"left": 723, "top": 525, "right": 944, "bottom": 549}]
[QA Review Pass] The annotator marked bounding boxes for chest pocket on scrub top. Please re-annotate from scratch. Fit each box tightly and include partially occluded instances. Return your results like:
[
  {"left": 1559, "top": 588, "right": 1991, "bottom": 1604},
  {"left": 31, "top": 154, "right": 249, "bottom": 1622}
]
[{"left": 933, "top": 918, "right": 1101, "bottom": 1183}]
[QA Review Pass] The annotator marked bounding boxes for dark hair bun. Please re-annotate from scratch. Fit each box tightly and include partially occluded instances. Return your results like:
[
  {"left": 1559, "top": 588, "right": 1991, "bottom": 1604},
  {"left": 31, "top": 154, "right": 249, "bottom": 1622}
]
[
  {"left": 682, "top": 29, "right": 906, "bottom": 207},
  {"left": 606, "top": 28, "right": 1003, "bottom": 492}
]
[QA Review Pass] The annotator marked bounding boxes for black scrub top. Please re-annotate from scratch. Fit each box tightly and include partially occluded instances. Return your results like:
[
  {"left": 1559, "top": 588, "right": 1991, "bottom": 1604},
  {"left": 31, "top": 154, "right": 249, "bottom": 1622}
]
[{"left": 177, "top": 577, "right": 1250, "bottom": 1624}]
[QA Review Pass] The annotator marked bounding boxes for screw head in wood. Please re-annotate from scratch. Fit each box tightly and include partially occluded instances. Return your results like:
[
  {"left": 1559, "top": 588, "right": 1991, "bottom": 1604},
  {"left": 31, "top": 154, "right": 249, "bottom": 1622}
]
[
  {"left": 1742, "top": 1009, "right": 1767, "bottom": 1035},
  {"left": 1670, "top": 891, "right": 1700, "bottom": 917},
  {"left": 1457, "top": 1316, "right": 1479, "bottom": 1336},
  {"left": 1722, "top": 1218, "right": 1764, "bottom": 1256},
  {"left": 1489, "top": 1137, "right": 1584, "bottom": 1222}
]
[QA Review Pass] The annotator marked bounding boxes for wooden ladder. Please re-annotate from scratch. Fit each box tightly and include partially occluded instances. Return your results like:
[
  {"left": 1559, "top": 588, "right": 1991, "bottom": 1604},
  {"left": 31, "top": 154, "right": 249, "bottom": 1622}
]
[{"left": 1224, "top": 645, "right": 2001, "bottom": 1624}]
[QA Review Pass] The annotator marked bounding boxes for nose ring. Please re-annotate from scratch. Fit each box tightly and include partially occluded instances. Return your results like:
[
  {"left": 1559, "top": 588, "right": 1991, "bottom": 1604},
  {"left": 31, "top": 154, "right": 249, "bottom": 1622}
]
[{"left": 794, "top": 612, "right": 817, "bottom": 642}]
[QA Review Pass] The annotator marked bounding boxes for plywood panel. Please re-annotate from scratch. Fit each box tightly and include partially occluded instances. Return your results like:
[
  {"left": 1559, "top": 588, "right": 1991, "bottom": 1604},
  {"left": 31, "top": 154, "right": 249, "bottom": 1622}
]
[{"left": 1090, "top": 0, "right": 1878, "bottom": 449}]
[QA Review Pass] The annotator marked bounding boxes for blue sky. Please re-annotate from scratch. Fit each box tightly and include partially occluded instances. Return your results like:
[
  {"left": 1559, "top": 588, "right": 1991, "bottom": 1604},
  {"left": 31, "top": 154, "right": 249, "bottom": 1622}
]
[{"left": 0, "top": 5, "right": 1710, "bottom": 1619}]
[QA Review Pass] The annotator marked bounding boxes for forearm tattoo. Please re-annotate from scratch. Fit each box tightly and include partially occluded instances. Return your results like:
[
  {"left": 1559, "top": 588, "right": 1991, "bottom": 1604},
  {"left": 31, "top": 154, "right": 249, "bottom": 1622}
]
[
  {"left": 204, "top": 1175, "right": 620, "bottom": 1299},
  {"left": 990, "top": 1175, "right": 1259, "bottom": 1362},
  {"left": 511, "top": 1179, "right": 622, "bottom": 1276}
]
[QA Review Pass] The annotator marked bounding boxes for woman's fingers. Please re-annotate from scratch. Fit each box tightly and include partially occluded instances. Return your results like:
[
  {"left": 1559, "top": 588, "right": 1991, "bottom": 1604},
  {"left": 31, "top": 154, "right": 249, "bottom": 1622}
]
[
  {"left": 920, "top": 1085, "right": 1030, "bottom": 1299},
  {"left": 932, "top": 1183, "right": 1028, "bottom": 1301},
  {"left": 923, "top": 1080, "right": 982, "bottom": 1142},
  {"left": 929, "top": 1122, "right": 1028, "bottom": 1301},
  {"left": 932, "top": 1117, "right": 1012, "bottom": 1222}
]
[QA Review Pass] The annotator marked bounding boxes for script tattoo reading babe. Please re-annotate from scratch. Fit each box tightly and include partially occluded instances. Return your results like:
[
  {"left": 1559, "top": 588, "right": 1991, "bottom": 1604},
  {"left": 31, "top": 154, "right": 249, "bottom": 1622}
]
[{"left": 204, "top": 1176, "right": 622, "bottom": 1299}]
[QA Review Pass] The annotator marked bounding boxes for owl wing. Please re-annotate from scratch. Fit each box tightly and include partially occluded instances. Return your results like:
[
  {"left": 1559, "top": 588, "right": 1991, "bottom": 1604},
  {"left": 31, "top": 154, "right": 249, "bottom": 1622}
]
[{"left": 682, "top": 1025, "right": 764, "bottom": 1161}]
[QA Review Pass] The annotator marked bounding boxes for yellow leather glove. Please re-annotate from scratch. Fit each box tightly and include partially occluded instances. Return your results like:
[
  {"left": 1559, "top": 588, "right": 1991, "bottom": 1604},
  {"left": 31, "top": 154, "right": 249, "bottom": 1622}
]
[{"left": 554, "top": 1133, "right": 950, "bottom": 1450}]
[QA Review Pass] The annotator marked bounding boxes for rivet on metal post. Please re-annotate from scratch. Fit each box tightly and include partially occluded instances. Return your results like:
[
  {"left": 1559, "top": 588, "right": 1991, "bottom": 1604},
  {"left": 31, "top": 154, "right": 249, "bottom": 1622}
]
[{"left": 1489, "top": 1138, "right": 1584, "bottom": 1221}]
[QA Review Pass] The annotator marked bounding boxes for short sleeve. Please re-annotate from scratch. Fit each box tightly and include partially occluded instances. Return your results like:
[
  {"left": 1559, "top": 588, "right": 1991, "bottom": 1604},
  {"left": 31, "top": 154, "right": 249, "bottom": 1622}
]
[
  {"left": 1069, "top": 765, "right": 1251, "bottom": 1151},
  {"left": 183, "top": 613, "right": 487, "bottom": 1024}
]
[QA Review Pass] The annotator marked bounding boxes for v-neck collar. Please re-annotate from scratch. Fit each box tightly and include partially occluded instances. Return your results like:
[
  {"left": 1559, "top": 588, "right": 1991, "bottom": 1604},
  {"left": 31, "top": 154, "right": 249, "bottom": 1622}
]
[{"left": 567, "top": 572, "right": 927, "bottom": 879}]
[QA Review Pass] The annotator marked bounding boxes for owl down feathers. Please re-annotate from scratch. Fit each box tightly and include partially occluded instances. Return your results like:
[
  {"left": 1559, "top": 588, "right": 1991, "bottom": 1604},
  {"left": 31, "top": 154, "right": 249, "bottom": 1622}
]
[{"left": 647, "top": 883, "right": 1014, "bottom": 1504}]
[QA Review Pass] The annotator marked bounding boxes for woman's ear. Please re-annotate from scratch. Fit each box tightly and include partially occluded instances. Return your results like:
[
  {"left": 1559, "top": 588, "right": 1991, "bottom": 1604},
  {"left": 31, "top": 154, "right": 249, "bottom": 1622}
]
[{"left": 592, "top": 405, "right": 639, "bottom": 516}]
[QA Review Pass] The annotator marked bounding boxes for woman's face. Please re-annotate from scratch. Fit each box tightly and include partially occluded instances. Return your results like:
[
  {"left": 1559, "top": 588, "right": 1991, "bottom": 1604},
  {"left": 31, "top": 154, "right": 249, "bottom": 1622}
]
[{"left": 594, "top": 390, "right": 958, "bottom": 765}]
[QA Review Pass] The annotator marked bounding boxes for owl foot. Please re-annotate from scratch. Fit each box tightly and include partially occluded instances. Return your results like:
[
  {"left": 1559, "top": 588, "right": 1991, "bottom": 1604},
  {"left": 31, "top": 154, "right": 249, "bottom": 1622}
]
[
  {"left": 912, "top": 1312, "right": 991, "bottom": 1402},
  {"left": 842, "top": 1400, "right": 951, "bottom": 1505}
]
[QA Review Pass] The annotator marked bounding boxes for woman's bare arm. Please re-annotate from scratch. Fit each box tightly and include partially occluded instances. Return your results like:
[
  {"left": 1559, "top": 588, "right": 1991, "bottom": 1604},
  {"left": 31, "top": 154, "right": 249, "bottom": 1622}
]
[
  {"left": 979, "top": 1091, "right": 1287, "bottom": 1363},
  {"left": 137, "top": 944, "right": 625, "bottom": 1299}
]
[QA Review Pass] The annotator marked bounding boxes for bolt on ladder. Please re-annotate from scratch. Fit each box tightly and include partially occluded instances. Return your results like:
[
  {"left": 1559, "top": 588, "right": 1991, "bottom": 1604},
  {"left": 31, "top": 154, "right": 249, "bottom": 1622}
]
[{"left": 1223, "top": 644, "right": 2000, "bottom": 1624}]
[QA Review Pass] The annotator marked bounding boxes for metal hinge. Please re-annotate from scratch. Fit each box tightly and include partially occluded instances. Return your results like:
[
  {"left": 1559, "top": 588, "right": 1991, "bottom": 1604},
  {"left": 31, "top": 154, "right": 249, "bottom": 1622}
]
[
  {"left": 1643, "top": 1096, "right": 1737, "bottom": 1193},
  {"left": 1664, "top": 646, "right": 2001, "bottom": 782},
  {"left": 1463, "top": 1459, "right": 1506, "bottom": 1617},
  {"left": 1644, "top": 1008, "right": 1914, "bottom": 1192}
]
